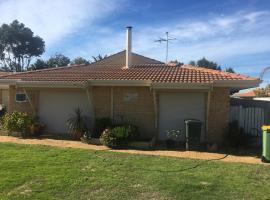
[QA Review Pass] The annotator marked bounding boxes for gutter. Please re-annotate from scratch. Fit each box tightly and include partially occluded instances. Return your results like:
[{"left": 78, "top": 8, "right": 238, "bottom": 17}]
[
  {"left": 16, "top": 81, "right": 85, "bottom": 89},
  {"left": 88, "top": 79, "right": 152, "bottom": 87},
  {"left": 0, "top": 78, "right": 261, "bottom": 89},
  {"left": 151, "top": 82, "right": 211, "bottom": 89}
]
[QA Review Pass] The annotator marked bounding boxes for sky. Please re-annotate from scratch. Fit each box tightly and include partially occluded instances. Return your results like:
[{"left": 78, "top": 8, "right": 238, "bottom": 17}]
[{"left": 0, "top": 0, "right": 270, "bottom": 83}]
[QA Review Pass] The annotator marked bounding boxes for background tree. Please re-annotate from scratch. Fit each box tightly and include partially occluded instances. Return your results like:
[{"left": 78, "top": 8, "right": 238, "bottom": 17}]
[
  {"left": 189, "top": 58, "right": 221, "bottom": 70},
  {"left": 255, "top": 84, "right": 270, "bottom": 97},
  {"left": 189, "top": 61, "right": 196, "bottom": 66},
  {"left": 196, "top": 57, "right": 221, "bottom": 70},
  {"left": 225, "top": 67, "right": 235, "bottom": 73},
  {"left": 169, "top": 60, "right": 184, "bottom": 65},
  {"left": 92, "top": 54, "right": 107, "bottom": 62},
  {"left": 0, "top": 20, "right": 45, "bottom": 71},
  {"left": 29, "top": 59, "right": 48, "bottom": 70},
  {"left": 71, "top": 57, "right": 90, "bottom": 65},
  {"left": 47, "top": 53, "right": 70, "bottom": 67}
]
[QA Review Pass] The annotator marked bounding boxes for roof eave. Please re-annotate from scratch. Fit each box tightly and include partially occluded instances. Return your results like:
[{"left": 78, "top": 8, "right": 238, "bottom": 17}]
[
  {"left": 152, "top": 82, "right": 211, "bottom": 89},
  {"left": 16, "top": 81, "right": 86, "bottom": 89},
  {"left": 88, "top": 79, "right": 152, "bottom": 86}
]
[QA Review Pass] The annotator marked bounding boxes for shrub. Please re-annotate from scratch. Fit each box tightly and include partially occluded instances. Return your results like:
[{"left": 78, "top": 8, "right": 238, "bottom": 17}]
[
  {"left": 100, "top": 124, "right": 138, "bottom": 148},
  {"left": 2, "top": 112, "right": 33, "bottom": 134},
  {"left": 66, "top": 107, "right": 89, "bottom": 140},
  {"left": 94, "top": 117, "right": 113, "bottom": 138}
]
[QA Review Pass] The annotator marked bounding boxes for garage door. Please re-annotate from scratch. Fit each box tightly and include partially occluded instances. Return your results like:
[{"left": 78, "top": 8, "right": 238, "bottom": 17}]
[
  {"left": 159, "top": 93, "right": 206, "bottom": 141},
  {"left": 39, "top": 91, "right": 91, "bottom": 134}
]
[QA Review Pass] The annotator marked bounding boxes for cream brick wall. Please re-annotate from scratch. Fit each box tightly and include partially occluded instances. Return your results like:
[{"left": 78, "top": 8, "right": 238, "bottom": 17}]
[
  {"left": 6, "top": 85, "right": 230, "bottom": 142},
  {"left": 8, "top": 86, "right": 39, "bottom": 115},
  {"left": 92, "top": 87, "right": 111, "bottom": 118},
  {"left": 92, "top": 86, "right": 156, "bottom": 139},
  {"left": 112, "top": 87, "right": 156, "bottom": 139},
  {"left": 207, "top": 87, "right": 230, "bottom": 144}
]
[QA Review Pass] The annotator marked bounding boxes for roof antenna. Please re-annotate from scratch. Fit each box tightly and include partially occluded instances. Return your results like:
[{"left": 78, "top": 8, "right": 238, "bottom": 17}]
[{"left": 154, "top": 32, "right": 176, "bottom": 63}]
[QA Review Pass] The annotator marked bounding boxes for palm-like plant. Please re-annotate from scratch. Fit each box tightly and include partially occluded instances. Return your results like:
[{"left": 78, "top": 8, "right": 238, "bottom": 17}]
[
  {"left": 91, "top": 54, "right": 107, "bottom": 62},
  {"left": 66, "top": 108, "right": 89, "bottom": 140}
]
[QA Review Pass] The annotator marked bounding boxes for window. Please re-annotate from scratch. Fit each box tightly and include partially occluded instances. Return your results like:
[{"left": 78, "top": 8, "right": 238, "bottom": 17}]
[{"left": 15, "top": 93, "right": 27, "bottom": 102}]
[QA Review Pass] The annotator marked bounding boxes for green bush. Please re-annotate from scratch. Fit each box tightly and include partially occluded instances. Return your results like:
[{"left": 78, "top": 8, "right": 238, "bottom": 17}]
[
  {"left": 2, "top": 112, "right": 33, "bottom": 134},
  {"left": 100, "top": 124, "right": 138, "bottom": 148}
]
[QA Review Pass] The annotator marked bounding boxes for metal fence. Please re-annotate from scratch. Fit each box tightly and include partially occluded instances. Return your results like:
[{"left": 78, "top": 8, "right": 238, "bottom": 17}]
[{"left": 230, "top": 98, "right": 270, "bottom": 137}]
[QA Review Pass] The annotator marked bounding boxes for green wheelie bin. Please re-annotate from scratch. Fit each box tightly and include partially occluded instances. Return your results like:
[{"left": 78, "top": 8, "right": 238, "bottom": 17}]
[{"left": 262, "top": 125, "right": 270, "bottom": 162}]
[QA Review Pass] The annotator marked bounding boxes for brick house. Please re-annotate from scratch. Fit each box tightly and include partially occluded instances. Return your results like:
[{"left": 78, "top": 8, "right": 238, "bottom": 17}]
[{"left": 0, "top": 27, "right": 260, "bottom": 144}]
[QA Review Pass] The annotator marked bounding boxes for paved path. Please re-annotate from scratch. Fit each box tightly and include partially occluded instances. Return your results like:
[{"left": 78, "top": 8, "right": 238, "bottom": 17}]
[{"left": 0, "top": 136, "right": 264, "bottom": 165}]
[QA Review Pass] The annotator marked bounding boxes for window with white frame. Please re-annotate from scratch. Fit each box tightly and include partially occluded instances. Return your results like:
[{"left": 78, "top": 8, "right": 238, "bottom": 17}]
[{"left": 15, "top": 93, "right": 27, "bottom": 102}]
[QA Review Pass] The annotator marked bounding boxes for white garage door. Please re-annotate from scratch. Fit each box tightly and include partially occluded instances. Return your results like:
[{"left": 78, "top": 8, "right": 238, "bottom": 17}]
[
  {"left": 39, "top": 91, "right": 91, "bottom": 134},
  {"left": 159, "top": 93, "right": 206, "bottom": 141}
]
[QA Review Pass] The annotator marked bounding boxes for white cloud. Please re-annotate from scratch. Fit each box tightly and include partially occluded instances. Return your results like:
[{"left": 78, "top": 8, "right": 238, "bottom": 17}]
[
  {"left": 0, "top": 0, "right": 121, "bottom": 46},
  {"left": 132, "top": 10, "right": 270, "bottom": 63},
  {"left": 67, "top": 9, "right": 270, "bottom": 68}
]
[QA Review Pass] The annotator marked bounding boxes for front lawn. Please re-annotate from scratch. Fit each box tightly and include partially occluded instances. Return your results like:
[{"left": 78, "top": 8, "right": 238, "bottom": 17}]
[{"left": 0, "top": 143, "right": 269, "bottom": 200}]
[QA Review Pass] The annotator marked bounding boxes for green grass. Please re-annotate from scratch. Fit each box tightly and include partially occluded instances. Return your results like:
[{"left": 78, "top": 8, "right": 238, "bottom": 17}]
[{"left": 0, "top": 143, "right": 270, "bottom": 200}]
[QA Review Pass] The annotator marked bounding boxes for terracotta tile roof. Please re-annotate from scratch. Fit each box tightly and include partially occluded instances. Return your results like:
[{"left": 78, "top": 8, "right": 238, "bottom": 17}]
[
  {"left": 0, "top": 71, "right": 12, "bottom": 77},
  {"left": 233, "top": 90, "right": 257, "bottom": 97},
  {"left": 0, "top": 63, "right": 258, "bottom": 84}
]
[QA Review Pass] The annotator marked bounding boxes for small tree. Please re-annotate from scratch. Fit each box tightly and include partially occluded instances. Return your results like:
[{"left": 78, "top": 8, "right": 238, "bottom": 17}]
[
  {"left": 0, "top": 20, "right": 45, "bottom": 71},
  {"left": 92, "top": 54, "right": 107, "bottom": 62},
  {"left": 47, "top": 53, "right": 70, "bottom": 67},
  {"left": 189, "top": 61, "right": 196, "bottom": 66},
  {"left": 169, "top": 60, "right": 184, "bottom": 65},
  {"left": 197, "top": 57, "right": 221, "bottom": 70},
  {"left": 29, "top": 59, "right": 48, "bottom": 70},
  {"left": 189, "top": 58, "right": 221, "bottom": 70},
  {"left": 225, "top": 67, "right": 235, "bottom": 73},
  {"left": 71, "top": 57, "right": 90, "bottom": 65}
]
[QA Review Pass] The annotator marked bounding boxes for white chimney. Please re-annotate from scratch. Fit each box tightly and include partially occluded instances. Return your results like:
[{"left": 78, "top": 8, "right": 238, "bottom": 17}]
[{"left": 125, "top": 26, "right": 132, "bottom": 68}]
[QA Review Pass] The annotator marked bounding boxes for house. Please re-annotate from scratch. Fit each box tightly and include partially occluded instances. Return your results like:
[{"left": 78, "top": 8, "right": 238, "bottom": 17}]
[
  {"left": 233, "top": 90, "right": 257, "bottom": 98},
  {"left": 0, "top": 27, "right": 260, "bottom": 144}
]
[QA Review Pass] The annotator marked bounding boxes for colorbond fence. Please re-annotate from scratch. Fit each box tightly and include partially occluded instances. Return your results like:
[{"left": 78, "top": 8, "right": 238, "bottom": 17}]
[{"left": 230, "top": 98, "right": 270, "bottom": 137}]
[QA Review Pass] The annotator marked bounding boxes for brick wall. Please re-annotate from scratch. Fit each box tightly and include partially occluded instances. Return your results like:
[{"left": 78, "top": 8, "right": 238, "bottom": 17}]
[
  {"left": 92, "top": 86, "right": 111, "bottom": 118},
  {"left": 8, "top": 86, "right": 39, "bottom": 115},
  {"left": 113, "top": 87, "right": 156, "bottom": 139},
  {"left": 6, "top": 85, "right": 230, "bottom": 142},
  {"left": 207, "top": 87, "right": 230, "bottom": 144},
  {"left": 92, "top": 86, "right": 156, "bottom": 139}
]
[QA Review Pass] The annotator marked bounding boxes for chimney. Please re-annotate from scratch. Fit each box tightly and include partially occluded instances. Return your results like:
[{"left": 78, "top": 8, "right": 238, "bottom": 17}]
[{"left": 125, "top": 26, "right": 132, "bottom": 68}]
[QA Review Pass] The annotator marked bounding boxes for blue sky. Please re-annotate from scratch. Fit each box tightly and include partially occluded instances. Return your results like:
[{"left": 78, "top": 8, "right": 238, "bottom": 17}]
[{"left": 0, "top": 0, "right": 270, "bottom": 83}]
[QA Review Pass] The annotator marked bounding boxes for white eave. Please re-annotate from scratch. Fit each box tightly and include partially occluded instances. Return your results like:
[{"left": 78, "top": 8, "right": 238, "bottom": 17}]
[
  {"left": 151, "top": 82, "right": 211, "bottom": 89},
  {"left": 88, "top": 79, "right": 152, "bottom": 86},
  {"left": 0, "top": 78, "right": 261, "bottom": 89}
]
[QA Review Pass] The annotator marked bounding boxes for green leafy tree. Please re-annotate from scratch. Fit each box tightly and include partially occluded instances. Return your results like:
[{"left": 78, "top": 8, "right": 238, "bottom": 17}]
[
  {"left": 169, "top": 60, "right": 184, "bottom": 65},
  {"left": 189, "top": 58, "right": 221, "bottom": 70},
  {"left": 29, "top": 59, "right": 48, "bottom": 70},
  {"left": 189, "top": 61, "right": 196, "bottom": 66},
  {"left": 71, "top": 57, "right": 90, "bottom": 65},
  {"left": 92, "top": 54, "right": 107, "bottom": 62},
  {"left": 47, "top": 53, "right": 70, "bottom": 67},
  {"left": 196, "top": 57, "right": 221, "bottom": 70},
  {"left": 225, "top": 67, "right": 235, "bottom": 73},
  {"left": 0, "top": 20, "right": 45, "bottom": 71}
]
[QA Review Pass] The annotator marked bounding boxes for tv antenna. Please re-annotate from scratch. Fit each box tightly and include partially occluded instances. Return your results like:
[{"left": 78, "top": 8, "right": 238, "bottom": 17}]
[{"left": 154, "top": 32, "right": 176, "bottom": 63}]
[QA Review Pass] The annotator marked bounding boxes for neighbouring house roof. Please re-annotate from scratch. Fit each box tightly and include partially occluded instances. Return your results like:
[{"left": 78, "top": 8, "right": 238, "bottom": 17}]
[
  {"left": 94, "top": 50, "right": 163, "bottom": 65},
  {"left": 0, "top": 51, "right": 260, "bottom": 88},
  {"left": 233, "top": 90, "right": 257, "bottom": 97}
]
